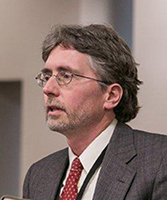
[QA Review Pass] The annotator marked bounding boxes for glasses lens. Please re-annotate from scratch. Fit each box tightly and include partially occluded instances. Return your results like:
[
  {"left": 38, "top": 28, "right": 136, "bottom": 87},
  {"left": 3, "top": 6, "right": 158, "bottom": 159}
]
[
  {"left": 57, "top": 71, "right": 72, "bottom": 85},
  {"left": 36, "top": 71, "right": 73, "bottom": 87},
  {"left": 36, "top": 73, "right": 51, "bottom": 87}
]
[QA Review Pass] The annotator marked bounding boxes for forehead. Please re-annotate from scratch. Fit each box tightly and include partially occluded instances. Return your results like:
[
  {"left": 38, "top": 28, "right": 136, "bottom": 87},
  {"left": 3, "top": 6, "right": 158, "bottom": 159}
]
[{"left": 45, "top": 45, "right": 91, "bottom": 73}]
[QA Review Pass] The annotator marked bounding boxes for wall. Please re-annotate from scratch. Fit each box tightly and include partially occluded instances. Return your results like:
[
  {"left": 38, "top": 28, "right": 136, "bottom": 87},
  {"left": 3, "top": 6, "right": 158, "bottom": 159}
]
[
  {"left": 0, "top": 82, "right": 21, "bottom": 196},
  {"left": 79, "top": 0, "right": 111, "bottom": 25},
  {"left": 131, "top": 0, "right": 167, "bottom": 134},
  {"left": 0, "top": 0, "right": 80, "bottom": 196}
]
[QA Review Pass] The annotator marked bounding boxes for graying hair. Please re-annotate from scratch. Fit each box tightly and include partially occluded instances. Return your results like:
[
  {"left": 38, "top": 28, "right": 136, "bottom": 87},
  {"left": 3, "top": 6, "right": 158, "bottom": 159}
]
[{"left": 42, "top": 24, "right": 142, "bottom": 122}]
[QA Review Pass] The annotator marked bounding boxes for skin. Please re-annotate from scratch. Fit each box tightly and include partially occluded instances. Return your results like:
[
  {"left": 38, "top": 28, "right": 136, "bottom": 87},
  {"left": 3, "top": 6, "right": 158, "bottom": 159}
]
[{"left": 43, "top": 45, "right": 123, "bottom": 156}]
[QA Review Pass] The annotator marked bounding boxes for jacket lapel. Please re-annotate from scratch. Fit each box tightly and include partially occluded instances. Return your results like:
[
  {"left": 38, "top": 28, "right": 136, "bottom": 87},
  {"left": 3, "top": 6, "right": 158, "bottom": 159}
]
[
  {"left": 93, "top": 123, "right": 137, "bottom": 200},
  {"left": 35, "top": 148, "right": 69, "bottom": 200},
  {"left": 50, "top": 151, "right": 69, "bottom": 200}
]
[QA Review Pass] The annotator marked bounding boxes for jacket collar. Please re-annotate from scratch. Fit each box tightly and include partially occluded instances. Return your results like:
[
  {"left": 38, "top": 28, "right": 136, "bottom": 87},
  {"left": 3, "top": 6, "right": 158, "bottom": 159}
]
[{"left": 93, "top": 122, "right": 137, "bottom": 200}]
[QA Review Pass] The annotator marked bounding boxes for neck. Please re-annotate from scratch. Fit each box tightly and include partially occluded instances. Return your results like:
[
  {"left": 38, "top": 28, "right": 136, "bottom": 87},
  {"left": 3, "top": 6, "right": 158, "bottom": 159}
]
[{"left": 67, "top": 116, "right": 115, "bottom": 156}]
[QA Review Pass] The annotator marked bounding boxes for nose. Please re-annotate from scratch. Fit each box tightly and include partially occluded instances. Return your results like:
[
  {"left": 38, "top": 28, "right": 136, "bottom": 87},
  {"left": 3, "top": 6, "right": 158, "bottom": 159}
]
[{"left": 43, "top": 76, "right": 60, "bottom": 97}]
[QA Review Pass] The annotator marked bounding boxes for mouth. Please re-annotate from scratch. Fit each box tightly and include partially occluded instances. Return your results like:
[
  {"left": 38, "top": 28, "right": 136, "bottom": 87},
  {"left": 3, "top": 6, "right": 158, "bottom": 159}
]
[{"left": 47, "top": 105, "right": 65, "bottom": 115}]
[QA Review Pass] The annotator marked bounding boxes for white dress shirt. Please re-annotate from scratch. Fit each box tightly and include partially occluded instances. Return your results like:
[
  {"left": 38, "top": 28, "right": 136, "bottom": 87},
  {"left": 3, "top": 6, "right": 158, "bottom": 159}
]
[{"left": 61, "top": 119, "right": 117, "bottom": 200}]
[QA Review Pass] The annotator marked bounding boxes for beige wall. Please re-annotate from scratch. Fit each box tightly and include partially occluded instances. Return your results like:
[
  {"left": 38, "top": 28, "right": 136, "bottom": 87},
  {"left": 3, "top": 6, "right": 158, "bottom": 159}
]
[
  {"left": 79, "top": 0, "right": 111, "bottom": 25},
  {"left": 0, "top": 0, "right": 80, "bottom": 195},
  {"left": 1, "top": 0, "right": 167, "bottom": 196},
  {"left": 130, "top": 0, "right": 167, "bottom": 134}
]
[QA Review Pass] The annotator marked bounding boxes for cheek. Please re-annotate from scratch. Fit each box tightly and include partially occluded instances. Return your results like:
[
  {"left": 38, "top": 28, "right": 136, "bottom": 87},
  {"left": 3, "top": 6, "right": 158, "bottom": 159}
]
[
  {"left": 43, "top": 94, "right": 48, "bottom": 104},
  {"left": 66, "top": 93, "right": 86, "bottom": 108},
  {"left": 64, "top": 87, "right": 104, "bottom": 110}
]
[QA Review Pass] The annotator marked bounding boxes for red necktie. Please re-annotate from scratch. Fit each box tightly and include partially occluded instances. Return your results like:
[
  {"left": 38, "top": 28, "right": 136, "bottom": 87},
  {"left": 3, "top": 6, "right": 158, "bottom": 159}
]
[{"left": 59, "top": 157, "right": 83, "bottom": 200}]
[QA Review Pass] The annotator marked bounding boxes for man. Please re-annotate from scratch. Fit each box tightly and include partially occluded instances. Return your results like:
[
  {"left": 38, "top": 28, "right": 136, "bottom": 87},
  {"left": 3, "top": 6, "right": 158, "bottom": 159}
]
[{"left": 23, "top": 24, "right": 167, "bottom": 200}]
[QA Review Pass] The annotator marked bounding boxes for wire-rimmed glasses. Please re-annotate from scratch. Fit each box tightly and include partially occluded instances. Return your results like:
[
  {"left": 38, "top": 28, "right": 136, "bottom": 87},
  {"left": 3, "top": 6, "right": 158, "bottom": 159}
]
[{"left": 35, "top": 70, "right": 108, "bottom": 88}]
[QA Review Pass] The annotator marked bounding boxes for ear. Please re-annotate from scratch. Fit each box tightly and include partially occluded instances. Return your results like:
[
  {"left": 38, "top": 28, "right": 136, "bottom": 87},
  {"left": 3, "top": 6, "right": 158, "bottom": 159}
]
[{"left": 103, "top": 83, "right": 123, "bottom": 110}]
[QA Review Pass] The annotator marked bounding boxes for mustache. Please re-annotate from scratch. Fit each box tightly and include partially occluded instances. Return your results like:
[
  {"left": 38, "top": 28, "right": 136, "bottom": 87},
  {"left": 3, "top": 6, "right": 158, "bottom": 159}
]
[{"left": 45, "top": 98, "right": 66, "bottom": 112}]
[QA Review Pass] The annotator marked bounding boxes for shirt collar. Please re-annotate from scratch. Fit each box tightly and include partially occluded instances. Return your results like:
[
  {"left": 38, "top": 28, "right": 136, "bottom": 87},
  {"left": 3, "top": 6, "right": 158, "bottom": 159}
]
[{"left": 68, "top": 119, "right": 117, "bottom": 174}]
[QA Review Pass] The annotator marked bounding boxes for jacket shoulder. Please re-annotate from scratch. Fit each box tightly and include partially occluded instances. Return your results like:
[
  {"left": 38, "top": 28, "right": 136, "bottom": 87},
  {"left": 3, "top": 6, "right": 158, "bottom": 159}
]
[
  {"left": 133, "top": 128, "right": 167, "bottom": 144},
  {"left": 23, "top": 148, "right": 68, "bottom": 198},
  {"left": 29, "top": 147, "right": 68, "bottom": 172},
  {"left": 131, "top": 128, "right": 167, "bottom": 157}
]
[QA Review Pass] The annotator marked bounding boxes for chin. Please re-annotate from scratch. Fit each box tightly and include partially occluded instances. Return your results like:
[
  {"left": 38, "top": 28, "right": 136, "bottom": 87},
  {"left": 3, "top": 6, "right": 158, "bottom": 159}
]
[
  {"left": 47, "top": 120, "right": 66, "bottom": 133},
  {"left": 47, "top": 119, "right": 77, "bottom": 134}
]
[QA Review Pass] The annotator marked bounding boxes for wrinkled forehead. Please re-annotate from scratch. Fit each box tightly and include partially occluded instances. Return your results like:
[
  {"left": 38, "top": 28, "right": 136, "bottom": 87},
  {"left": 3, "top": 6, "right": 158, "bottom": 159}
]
[{"left": 44, "top": 45, "right": 94, "bottom": 75}]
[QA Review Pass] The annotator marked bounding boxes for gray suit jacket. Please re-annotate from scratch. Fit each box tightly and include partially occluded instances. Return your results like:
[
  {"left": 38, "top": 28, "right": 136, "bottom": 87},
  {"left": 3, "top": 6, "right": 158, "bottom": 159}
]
[{"left": 23, "top": 123, "right": 167, "bottom": 200}]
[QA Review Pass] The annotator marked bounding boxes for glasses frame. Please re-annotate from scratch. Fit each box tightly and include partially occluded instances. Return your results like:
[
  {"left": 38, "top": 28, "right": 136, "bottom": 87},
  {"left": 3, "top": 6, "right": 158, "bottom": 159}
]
[{"left": 35, "top": 70, "right": 108, "bottom": 87}]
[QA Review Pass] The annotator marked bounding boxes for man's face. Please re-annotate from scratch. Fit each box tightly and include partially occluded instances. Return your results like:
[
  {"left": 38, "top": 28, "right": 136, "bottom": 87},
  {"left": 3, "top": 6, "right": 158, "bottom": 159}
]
[{"left": 43, "top": 45, "right": 106, "bottom": 137}]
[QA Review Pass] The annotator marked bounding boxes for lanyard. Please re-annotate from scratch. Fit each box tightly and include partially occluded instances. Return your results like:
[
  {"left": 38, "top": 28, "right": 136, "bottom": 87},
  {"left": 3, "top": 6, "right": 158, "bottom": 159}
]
[
  {"left": 55, "top": 145, "right": 108, "bottom": 200},
  {"left": 76, "top": 145, "right": 108, "bottom": 200}
]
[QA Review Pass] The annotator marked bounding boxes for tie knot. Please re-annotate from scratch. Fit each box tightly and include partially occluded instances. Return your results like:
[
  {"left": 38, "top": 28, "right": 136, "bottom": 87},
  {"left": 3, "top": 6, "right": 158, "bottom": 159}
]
[{"left": 71, "top": 157, "right": 83, "bottom": 172}]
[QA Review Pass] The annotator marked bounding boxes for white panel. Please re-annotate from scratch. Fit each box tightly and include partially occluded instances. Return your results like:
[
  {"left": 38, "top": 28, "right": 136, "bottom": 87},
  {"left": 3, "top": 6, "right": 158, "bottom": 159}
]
[
  {"left": 131, "top": 0, "right": 167, "bottom": 134},
  {"left": 79, "top": 0, "right": 111, "bottom": 24}
]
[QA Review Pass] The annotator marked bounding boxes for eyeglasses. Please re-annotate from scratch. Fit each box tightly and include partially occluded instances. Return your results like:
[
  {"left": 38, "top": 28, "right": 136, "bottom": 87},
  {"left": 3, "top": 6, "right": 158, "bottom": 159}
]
[{"left": 35, "top": 70, "right": 108, "bottom": 87}]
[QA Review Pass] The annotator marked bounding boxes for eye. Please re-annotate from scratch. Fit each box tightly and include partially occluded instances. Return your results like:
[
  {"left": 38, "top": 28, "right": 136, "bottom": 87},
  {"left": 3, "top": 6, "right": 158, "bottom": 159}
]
[
  {"left": 63, "top": 72, "right": 71, "bottom": 80},
  {"left": 42, "top": 73, "right": 51, "bottom": 82},
  {"left": 57, "top": 71, "right": 72, "bottom": 84}
]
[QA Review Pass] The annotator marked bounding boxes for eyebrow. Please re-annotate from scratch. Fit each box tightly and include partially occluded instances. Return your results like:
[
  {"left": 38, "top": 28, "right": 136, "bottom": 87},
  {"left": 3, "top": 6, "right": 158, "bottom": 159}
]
[
  {"left": 41, "top": 68, "right": 52, "bottom": 74},
  {"left": 41, "top": 66, "right": 80, "bottom": 74}
]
